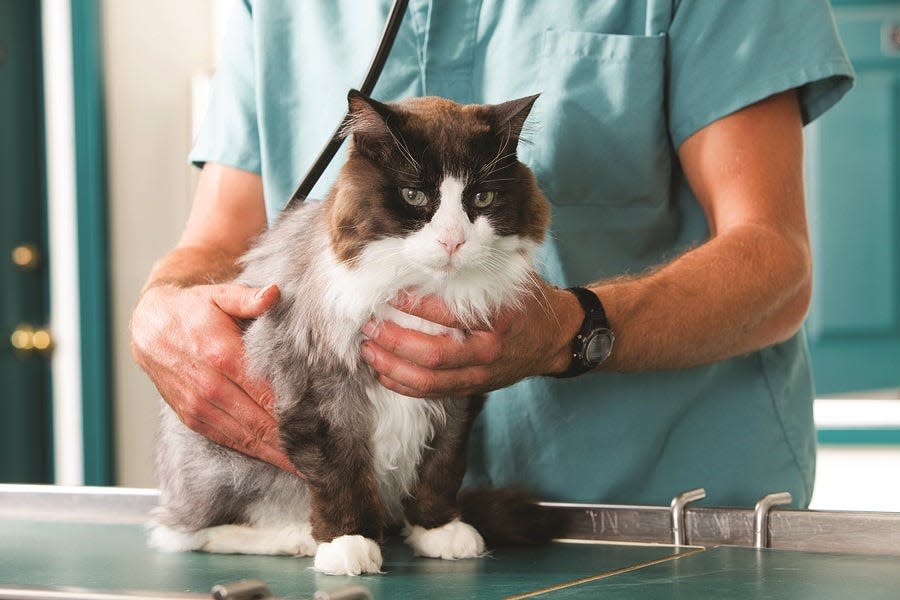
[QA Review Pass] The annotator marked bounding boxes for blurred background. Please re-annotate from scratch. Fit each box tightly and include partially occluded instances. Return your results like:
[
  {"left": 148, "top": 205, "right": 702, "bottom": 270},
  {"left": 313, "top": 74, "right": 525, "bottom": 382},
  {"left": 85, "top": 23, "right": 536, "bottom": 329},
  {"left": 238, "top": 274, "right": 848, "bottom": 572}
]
[{"left": 1, "top": 0, "right": 899, "bottom": 511}]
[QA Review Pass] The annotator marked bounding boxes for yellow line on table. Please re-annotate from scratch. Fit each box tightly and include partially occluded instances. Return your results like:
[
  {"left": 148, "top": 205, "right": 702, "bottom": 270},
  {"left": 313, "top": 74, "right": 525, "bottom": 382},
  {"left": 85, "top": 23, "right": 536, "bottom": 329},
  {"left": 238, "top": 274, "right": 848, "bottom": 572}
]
[{"left": 504, "top": 546, "right": 708, "bottom": 599}]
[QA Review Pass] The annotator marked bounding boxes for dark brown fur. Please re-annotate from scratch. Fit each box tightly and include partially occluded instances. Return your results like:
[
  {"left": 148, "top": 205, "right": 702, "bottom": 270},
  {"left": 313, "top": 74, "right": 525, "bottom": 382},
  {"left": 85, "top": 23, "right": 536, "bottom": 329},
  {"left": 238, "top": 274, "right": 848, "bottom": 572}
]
[
  {"left": 403, "top": 395, "right": 487, "bottom": 530},
  {"left": 153, "top": 91, "right": 558, "bottom": 569},
  {"left": 277, "top": 368, "right": 386, "bottom": 542},
  {"left": 326, "top": 92, "right": 550, "bottom": 263}
]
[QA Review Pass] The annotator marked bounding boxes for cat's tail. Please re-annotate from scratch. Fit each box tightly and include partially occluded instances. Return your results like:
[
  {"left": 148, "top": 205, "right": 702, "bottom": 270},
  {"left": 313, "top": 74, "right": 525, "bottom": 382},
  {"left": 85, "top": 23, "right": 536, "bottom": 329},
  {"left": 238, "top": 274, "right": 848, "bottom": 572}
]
[{"left": 459, "top": 488, "right": 568, "bottom": 546}]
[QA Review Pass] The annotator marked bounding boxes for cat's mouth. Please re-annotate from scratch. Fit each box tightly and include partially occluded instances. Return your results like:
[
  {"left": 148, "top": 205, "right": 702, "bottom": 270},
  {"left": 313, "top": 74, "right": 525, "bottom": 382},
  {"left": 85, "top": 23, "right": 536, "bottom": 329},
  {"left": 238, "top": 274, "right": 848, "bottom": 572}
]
[
  {"left": 420, "top": 256, "right": 464, "bottom": 279},
  {"left": 426, "top": 262, "right": 457, "bottom": 277}
]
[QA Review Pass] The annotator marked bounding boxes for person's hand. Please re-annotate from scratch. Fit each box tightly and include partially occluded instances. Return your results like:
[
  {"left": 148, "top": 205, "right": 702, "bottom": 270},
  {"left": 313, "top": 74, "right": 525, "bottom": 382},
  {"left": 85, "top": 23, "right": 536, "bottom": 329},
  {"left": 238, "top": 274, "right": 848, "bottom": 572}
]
[
  {"left": 360, "top": 282, "right": 582, "bottom": 398},
  {"left": 131, "top": 282, "right": 299, "bottom": 475}
]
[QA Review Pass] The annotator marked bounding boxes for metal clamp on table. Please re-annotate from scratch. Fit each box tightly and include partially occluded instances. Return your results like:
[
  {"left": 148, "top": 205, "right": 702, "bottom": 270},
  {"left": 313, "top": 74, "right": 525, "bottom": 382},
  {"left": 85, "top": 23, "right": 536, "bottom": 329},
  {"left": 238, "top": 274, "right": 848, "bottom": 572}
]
[
  {"left": 753, "top": 492, "right": 793, "bottom": 549},
  {"left": 670, "top": 488, "right": 706, "bottom": 546}
]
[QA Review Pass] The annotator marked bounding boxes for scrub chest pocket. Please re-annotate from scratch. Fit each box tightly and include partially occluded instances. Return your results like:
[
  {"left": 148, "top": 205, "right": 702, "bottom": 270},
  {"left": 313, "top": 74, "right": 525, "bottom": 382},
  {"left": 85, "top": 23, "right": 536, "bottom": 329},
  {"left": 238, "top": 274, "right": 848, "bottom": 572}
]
[{"left": 523, "top": 30, "right": 671, "bottom": 208}]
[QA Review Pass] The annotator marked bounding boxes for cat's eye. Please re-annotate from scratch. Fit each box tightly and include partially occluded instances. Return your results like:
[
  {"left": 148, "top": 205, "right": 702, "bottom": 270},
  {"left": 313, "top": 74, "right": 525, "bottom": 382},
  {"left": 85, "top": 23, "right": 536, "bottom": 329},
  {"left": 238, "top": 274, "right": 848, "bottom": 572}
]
[
  {"left": 473, "top": 191, "right": 496, "bottom": 208},
  {"left": 400, "top": 187, "right": 427, "bottom": 207}
]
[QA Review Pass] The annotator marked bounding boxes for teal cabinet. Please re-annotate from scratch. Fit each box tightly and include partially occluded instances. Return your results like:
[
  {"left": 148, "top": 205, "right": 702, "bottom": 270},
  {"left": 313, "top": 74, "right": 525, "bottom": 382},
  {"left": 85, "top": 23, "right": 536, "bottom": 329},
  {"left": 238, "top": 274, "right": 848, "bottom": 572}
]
[{"left": 805, "top": 3, "right": 900, "bottom": 394}]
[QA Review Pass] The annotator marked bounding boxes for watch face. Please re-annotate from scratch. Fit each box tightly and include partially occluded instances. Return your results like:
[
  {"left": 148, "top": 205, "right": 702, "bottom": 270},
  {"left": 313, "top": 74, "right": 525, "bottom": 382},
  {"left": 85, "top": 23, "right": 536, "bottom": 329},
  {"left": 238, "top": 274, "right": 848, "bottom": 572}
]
[{"left": 584, "top": 329, "right": 614, "bottom": 365}]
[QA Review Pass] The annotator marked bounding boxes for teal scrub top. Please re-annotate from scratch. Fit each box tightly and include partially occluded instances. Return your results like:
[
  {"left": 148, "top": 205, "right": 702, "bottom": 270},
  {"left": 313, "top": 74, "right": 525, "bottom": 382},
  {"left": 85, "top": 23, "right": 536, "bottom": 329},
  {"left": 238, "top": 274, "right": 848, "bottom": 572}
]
[{"left": 190, "top": 0, "right": 854, "bottom": 507}]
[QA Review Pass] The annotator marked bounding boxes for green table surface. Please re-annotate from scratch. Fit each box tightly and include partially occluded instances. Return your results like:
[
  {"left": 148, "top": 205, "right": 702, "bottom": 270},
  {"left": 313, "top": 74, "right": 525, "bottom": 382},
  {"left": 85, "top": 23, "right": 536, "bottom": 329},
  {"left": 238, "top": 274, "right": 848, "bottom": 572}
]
[
  {"left": 4, "top": 518, "right": 900, "bottom": 599},
  {"left": 555, "top": 546, "right": 900, "bottom": 600},
  {"left": 0, "top": 519, "right": 688, "bottom": 599}
]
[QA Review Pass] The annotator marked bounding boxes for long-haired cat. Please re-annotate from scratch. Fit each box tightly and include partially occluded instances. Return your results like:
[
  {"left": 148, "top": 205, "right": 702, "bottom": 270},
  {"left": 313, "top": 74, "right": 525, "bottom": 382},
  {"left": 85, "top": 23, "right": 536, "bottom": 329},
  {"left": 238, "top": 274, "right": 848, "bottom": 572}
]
[{"left": 151, "top": 90, "right": 555, "bottom": 576}]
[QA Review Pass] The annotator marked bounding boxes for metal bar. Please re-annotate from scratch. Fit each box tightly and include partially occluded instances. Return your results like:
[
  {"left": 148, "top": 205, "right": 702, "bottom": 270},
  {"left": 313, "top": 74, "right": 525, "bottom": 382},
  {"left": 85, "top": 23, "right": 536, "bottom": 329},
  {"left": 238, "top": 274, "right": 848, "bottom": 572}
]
[
  {"left": 543, "top": 501, "right": 900, "bottom": 556},
  {"left": 0, "top": 585, "right": 210, "bottom": 600},
  {"left": 211, "top": 580, "right": 272, "bottom": 600},
  {"left": 0, "top": 484, "right": 158, "bottom": 524},
  {"left": 3, "top": 486, "right": 900, "bottom": 556},
  {"left": 768, "top": 509, "right": 900, "bottom": 555}
]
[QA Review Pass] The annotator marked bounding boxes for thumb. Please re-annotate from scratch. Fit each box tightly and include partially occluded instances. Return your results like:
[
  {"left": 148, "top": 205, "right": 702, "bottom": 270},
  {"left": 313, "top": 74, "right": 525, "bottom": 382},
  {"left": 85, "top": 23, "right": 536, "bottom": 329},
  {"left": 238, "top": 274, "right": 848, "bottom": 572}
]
[{"left": 211, "top": 283, "right": 281, "bottom": 319}]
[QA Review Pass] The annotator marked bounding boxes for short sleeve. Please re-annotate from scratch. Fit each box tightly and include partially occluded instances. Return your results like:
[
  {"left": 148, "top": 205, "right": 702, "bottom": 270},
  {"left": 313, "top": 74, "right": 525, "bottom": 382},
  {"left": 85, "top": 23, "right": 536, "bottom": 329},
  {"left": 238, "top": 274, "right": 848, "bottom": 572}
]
[
  {"left": 668, "top": 0, "right": 855, "bottom": 149},
  {"left": 189, "top": 0, "right": 261, "bottom": 173}
]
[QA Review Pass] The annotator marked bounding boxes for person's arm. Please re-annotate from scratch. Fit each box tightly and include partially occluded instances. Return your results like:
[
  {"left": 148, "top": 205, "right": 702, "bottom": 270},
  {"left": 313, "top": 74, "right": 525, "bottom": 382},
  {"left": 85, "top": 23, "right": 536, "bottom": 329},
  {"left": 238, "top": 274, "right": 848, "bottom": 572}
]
[
  {"left": 131, "top": 162, "right": 297, "bottom": 474},
  {"left": 141, "top": 162, "right": 267, "bottom": 287},
  {"left": 590, "top": 89, "right": 810, "bottom": 371},
  {"left": 360, "top": 89, "right": 811, "bottom": 396}
]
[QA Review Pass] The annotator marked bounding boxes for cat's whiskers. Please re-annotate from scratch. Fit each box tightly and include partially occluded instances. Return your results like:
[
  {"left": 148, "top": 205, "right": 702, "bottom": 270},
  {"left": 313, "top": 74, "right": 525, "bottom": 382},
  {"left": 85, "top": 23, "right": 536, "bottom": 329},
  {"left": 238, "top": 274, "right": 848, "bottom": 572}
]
[
  {"left": 524, "top": 271, "right": 559, "bottom": 329},
  {"left": 474, "top": 157, "right": 518, "bottom": 185},
  {"left": 480, "top": 150, "right": 516, "bottom": 172},
  {"left": 475, "top": 129, "right": 516, "bottom": 182},
  {"left": 384, "top": 163, "right": 421, "bottom": 180},
  {"left": 385, "top": 127, "right": 421, "bottom": 173},
  {"left": 474, "top": 177, "right": 516, "bottom": 185},
  {"left": 479, "top": 129, "right": 511, "bottom": 174}
]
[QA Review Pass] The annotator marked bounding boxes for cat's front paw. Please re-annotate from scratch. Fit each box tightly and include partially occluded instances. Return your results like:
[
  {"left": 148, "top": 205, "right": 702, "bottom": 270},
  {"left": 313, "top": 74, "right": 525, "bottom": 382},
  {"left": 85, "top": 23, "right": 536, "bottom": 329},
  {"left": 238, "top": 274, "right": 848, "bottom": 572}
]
[
  {"left": 313, "top": 535, "right": 383, "bottom": 575},
  {"left": 403, "top": 518, "right": 485, "bottom": 559}
]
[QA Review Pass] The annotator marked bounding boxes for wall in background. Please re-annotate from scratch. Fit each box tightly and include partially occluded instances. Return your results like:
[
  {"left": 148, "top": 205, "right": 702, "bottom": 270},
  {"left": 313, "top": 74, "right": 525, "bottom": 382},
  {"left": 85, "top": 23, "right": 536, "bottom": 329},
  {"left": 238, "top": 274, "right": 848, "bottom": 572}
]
[{"left": 102, "top": 0, "right": 224, "bottom": 487}]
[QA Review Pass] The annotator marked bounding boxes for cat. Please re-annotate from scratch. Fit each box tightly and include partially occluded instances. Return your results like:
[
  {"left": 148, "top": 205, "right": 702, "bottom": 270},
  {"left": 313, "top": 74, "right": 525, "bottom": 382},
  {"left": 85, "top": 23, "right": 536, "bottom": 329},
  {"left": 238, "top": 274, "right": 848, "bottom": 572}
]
[{"left": 150, "top": 90, "right": 555, "bottom": 576}]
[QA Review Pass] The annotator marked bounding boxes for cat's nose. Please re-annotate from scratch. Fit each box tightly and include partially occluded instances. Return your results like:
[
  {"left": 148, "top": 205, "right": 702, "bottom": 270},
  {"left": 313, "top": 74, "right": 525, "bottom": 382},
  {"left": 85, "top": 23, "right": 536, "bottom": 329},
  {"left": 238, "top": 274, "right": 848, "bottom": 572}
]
[{"left": 439, "top": 236, "right": 465, "bottom": 255}]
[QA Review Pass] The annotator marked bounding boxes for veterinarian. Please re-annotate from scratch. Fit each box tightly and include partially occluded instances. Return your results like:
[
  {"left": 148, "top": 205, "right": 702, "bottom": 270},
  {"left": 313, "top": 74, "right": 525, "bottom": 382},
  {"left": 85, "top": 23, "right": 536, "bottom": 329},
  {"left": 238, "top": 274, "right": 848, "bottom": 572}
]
[{"left": 132, "top": 1, "right": 853, "bottom": 507}]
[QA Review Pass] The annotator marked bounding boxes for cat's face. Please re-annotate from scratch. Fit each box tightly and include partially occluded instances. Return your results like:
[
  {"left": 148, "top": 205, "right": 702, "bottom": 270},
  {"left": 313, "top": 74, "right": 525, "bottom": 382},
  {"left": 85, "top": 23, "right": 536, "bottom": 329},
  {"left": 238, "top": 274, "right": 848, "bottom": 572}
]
[{"left": 326, "top": 92, "right": 550, "bottom": 288}]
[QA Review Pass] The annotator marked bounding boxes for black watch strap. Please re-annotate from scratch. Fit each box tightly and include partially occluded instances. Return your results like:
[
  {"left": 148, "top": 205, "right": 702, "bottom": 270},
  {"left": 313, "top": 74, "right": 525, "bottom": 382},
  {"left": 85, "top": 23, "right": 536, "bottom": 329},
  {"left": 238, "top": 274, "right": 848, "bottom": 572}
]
[{"left": 553, "top": 286, "right": 613, "bottom": 378}]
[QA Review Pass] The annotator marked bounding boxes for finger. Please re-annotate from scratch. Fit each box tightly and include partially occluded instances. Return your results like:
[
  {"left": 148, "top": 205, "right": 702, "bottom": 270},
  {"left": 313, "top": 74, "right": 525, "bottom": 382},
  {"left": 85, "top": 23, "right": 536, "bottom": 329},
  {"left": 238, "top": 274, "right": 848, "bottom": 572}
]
[
  {"left": 375, "top": 371, "right": 479, "bottom": 400},
  {"left": 224, "top": 358, "right": 278, "bottom": 416},
  {"left": 206, "top": 378, "right": 282, "bottom": 445},
  {"left": 361, "top": 340, "right": 488, "bottom": 397},
  {"left": 207, "top": 410, "right": 297, "bottom": 475},
  {"left": 176, "top": 392, "right": 295, "bottom": 474},
  {"left": 365, "top": 319, "right": 500, "bottom": 369},
  {"left": 210, "top": 283, "right": 281, "bottom": 320},
  {"left": 199, "top": 380, "right": 300, "bottom": 476},
  {"left": 391, "top": 292, "right": 466, "bottom": 329},
  {"left": 374, "top": 373, "right": 438, "bottom": 399},
  {"left": 198, "top": 320, "right": 279, "bottom": 416}
]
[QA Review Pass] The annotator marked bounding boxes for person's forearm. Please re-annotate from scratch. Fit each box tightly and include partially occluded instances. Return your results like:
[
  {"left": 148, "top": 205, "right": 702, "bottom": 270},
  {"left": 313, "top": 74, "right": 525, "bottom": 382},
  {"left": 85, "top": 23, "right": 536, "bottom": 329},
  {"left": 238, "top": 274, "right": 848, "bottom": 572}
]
[
  {"left": 588, "top": 223, "right": 811, "bottom": 372},
  {"left": 140, "top": 164, "right": 267, "bottom": 295},
  {"left": 141, "top": 245, "right": 243, "bottom": 294}
]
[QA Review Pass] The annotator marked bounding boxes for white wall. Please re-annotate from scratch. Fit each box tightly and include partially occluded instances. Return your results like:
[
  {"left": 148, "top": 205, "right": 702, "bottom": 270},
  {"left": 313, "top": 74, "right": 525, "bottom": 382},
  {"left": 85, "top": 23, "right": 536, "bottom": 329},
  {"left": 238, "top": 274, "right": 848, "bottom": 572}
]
[
  {"left": 811, "top": 446, "right": 900, "bottom": 512},
  {"left": 810, "top": 396, "right": 900, "bottom": 512},
  {"left": 101, "top": 0, "right": 223, "bottom": 486}
]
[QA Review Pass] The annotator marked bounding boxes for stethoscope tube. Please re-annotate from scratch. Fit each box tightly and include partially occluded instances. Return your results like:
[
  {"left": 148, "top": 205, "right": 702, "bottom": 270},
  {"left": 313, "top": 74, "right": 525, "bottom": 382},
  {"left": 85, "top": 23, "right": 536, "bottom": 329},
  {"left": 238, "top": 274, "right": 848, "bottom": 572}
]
[{"left": 286, "top": 0, "right": 410, "bottom": 210}]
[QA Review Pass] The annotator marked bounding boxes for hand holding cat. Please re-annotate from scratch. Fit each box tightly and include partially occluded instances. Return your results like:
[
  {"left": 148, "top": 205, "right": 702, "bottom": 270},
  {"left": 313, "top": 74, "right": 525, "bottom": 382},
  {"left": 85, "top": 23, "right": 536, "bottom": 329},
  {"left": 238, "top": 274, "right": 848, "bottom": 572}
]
[
  {"left": 360, "top": 282, "right": 582, "bottom": 398},
  {"left": 131, "top": 282, "right": 299, "bottom": 475}
]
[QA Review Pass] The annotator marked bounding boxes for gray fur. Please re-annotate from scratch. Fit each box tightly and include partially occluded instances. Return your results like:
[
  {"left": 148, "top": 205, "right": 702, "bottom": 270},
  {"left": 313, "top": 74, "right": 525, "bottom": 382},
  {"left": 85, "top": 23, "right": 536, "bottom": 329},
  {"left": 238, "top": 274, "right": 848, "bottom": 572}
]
[
  {"left": 152, "top": 93, "right": 550, "bottom": 555},
  {"left": 154, "top": 203, "right": 376, "bottom": 534}
]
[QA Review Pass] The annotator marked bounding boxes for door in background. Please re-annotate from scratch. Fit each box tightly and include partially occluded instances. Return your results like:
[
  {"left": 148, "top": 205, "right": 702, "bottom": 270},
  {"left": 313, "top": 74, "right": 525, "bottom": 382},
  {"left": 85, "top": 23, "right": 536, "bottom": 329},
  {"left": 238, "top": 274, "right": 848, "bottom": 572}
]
[{"left": 0, "top": 0, "right": 53, "bottom": 482}]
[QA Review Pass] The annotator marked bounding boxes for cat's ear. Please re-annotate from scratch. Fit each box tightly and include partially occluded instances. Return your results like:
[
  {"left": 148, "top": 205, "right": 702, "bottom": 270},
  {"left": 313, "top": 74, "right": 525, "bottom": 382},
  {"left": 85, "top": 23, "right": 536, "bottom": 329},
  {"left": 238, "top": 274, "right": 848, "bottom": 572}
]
[
  {"left": 343, "top": 89, "right": 396, "bottom": 140},
  {"left": 489, "top": 94, "right": 540, "bottom": 143}
]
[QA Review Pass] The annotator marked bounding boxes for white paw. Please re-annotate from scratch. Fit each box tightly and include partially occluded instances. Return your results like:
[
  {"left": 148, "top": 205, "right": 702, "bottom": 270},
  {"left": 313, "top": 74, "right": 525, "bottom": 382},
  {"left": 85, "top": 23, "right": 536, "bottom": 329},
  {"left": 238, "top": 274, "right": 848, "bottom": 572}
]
[
  {"left": 313, "top": 535, "right": 383, "bottom": 576},
  {"left": 403, "top": 518, "right": 485, "bottom": 559}
]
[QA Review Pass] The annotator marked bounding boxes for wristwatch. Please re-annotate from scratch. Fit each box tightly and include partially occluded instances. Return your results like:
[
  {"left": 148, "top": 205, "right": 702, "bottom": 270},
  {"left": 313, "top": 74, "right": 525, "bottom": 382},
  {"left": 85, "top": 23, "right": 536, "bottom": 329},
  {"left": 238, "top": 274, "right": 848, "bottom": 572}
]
[{"left": 554, "top": 286, "right": 615, "bottom": 378}]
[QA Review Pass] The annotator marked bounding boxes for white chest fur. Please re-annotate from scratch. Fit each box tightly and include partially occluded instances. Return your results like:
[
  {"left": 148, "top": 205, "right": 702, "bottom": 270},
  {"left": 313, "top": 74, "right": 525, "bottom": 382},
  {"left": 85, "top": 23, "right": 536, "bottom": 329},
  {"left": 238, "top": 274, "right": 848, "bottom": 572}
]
[
  {"left": 316, "top": 205, "right": 535, "bottom": 520},
  {"left": 366, "top": 382, "right": 446, "bottom": 523},
  {"left": 365, "top": 305, "right": 453, "bottom": 522}
]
